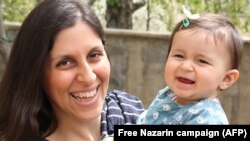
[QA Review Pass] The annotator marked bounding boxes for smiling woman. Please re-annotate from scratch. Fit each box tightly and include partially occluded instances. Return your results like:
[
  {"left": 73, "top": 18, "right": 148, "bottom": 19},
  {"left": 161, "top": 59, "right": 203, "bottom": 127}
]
[{"left": 0, "top": 0, "right": 144, "bottom": 141}]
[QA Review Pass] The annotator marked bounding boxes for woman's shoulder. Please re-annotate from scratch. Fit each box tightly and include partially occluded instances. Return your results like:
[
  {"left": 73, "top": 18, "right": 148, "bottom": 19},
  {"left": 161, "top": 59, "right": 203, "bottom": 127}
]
[
  {"left": 106, "top": 89, "right": 145, "bottom": 108},
  {"left": 101, "top": 89, "right": 145, "bottom": 136},
  {"left": 107, "top": 89, "right": 139, "bottom": 97},
  {"left": 105, "top": 89, "right": 145, "bottom": 116}
]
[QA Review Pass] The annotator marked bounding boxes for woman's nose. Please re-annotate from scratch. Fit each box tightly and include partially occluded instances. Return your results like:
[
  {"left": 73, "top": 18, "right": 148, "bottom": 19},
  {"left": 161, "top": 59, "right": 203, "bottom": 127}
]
[{"left": 76, "top": 63, "right": 96, "bottom": 85}]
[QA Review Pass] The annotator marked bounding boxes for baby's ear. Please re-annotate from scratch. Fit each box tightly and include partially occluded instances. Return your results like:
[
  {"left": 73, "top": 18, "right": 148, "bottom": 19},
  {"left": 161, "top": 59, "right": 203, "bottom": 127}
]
[{"left": 219, "top": 69, "right": 239, "bottom": 90}]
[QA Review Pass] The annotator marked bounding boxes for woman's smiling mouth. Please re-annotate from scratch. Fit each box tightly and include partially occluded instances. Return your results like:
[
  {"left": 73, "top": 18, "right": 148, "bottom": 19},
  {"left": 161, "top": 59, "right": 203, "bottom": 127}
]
[{"left": 70, "top": 88, "right": 98, "bottom": 102}]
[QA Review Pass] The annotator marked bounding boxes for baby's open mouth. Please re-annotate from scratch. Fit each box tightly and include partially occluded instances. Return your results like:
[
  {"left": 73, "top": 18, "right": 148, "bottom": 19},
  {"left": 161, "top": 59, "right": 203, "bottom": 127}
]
[{"left": 177, "top": 77, "right": 195, "bottom": 84}]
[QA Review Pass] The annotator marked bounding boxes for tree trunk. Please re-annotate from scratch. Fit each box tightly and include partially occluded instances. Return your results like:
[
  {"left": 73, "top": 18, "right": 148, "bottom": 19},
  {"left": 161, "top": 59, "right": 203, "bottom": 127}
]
[
  {"left": 0, "top": 0, "right": 7, "bottom": 63},
  {"left": 0, "top": 0, "right": 4, "bottom": 48},
  {"left": 105, "top": 0, "right": 145, "bottom": 29},
  {"left": 146, "top": 0, "right": 150, "bottom": 31}
]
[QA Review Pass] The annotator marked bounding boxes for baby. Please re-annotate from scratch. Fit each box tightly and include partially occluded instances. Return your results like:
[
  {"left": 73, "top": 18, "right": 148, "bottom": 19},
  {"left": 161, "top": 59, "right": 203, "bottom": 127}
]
[{"left": 137, "top": 13, "right": 243, "bottom": 124}]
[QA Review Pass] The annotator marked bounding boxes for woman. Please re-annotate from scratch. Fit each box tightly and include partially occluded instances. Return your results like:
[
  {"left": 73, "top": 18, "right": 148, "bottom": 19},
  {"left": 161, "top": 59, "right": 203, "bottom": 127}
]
[{"left": 0, "top": 0, "right": 144, "bottom": 141}]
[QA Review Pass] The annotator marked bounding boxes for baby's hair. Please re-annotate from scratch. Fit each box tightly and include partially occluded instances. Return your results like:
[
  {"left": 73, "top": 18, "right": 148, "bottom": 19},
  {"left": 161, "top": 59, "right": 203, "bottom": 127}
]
[{"left": 168, "top": 13, "right": 243, "bottom": 69}]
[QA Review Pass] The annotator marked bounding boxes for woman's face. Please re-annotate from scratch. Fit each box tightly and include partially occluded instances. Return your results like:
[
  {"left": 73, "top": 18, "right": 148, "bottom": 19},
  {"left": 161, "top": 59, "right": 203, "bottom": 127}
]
[{"left": 43, "top": 21, "right": 110, "bottom": 122}]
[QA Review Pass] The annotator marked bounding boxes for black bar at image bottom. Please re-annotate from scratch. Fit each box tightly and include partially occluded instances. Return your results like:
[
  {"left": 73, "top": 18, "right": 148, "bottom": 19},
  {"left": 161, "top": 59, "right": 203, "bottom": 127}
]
[{"left": 114, "top": 125, "right": 250, "bottom": 140}]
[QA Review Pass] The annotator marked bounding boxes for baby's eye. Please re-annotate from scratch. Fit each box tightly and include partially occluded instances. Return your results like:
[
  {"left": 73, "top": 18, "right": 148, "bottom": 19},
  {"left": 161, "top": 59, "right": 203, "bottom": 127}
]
[
  {"left": 173, "top": 54, "right": 184, "bottom": 58},
  {"left": 198, "top": 59, "right": 209, "bottom": 64}
]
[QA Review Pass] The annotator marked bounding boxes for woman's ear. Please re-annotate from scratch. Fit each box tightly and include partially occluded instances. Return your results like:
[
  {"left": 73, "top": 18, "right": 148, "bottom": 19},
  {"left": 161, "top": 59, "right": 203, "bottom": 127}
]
[{"left": 219, "top": 69, "right": 239, "bottom": 90}]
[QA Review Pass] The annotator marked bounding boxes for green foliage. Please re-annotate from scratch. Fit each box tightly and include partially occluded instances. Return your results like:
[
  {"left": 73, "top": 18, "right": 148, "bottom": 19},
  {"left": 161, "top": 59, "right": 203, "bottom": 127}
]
[
  {"left": 3, "top": 0, "right": 36, "bottom": 22},
  {"left": 2, "top": 0, "right": 250, "bottom": 35},
  {"left": 107, "top": 0, "right": 119, "bottom": 7},
  {"left": 150, "top": 0, "right": 250, "bottom": 35}
]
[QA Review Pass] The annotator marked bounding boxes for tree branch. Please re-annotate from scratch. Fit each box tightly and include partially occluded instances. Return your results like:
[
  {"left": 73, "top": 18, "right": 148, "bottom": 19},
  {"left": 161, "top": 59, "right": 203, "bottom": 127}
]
[
  {"left": 132, "top": 0, "right": 146, "bottom": 12},
  {"left": 88, "top": 0, "right": 96, "bottom": 6}
]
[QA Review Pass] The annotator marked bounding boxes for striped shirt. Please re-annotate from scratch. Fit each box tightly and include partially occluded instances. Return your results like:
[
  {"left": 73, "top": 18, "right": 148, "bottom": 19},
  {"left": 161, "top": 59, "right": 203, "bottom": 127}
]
[{"left": 101, "top": 90, "right": 145, "bottom": 138}]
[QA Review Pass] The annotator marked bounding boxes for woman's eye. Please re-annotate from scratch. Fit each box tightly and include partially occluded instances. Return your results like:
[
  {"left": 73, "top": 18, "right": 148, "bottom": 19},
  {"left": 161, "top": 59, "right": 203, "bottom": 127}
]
[
  {"left": 88, "top": 52, "right": 102, "bottom": 62},
  {"left": 56, "top": 59, "right": 74, "bottom": 68}
]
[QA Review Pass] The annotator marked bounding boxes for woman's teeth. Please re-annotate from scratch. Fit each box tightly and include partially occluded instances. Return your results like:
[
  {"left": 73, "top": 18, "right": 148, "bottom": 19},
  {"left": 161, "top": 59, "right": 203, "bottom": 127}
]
[{"left": 71, "top": 89, "right": 97, "bottom": 101}]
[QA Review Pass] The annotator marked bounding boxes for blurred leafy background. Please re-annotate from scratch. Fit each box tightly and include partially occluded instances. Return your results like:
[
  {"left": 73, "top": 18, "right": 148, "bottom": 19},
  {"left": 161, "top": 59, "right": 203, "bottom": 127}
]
[{"left": 1, "top": 0, "right": 250, "bottom": 35}]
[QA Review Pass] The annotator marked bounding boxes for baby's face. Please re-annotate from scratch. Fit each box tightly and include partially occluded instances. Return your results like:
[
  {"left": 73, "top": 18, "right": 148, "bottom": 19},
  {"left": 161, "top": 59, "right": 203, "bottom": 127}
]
[{"left": 165, "top": 29, "right": 231, "bottom": 105}]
